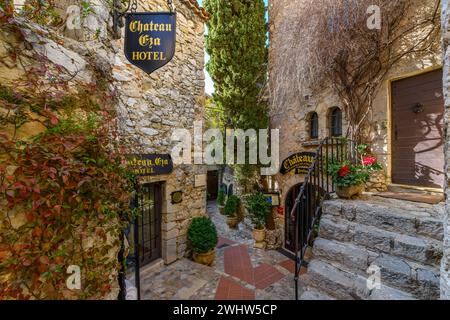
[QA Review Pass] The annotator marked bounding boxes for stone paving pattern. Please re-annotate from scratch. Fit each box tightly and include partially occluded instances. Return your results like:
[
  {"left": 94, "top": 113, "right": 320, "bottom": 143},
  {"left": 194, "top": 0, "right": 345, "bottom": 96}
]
[{"left": 141, "top": 201, "right": 300, "bottom": 300}]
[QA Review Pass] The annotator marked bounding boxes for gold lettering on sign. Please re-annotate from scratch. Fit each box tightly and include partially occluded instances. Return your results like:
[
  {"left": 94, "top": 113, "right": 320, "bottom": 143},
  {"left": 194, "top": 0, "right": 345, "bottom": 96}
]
[
  {"left": 128, "top": 18, "right": 172, "bottom": 62},
  {"left": 138, "top": 35, "right": 161, "bottom": 48},
  {"left": 131, "top": 51, "right": 166, "bottom": 61},
  {"left": 129, "top": 21, "right": 172, "bottom": 34}
]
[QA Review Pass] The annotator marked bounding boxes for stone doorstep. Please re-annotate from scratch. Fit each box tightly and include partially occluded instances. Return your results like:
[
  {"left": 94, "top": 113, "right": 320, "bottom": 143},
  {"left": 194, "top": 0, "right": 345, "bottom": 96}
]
[{"left": 140, "top": 259, "right": 165, "bottom": 278}]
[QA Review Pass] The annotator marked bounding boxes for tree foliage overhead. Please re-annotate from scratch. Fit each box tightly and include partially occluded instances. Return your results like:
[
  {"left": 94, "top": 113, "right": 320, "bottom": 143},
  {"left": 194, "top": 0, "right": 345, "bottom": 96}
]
[
  {"left": 204, "top": 0, "right": 268, "bottom": 130},
  {"left": 271, "top": 0, "right": 441, "bottom": 141}
]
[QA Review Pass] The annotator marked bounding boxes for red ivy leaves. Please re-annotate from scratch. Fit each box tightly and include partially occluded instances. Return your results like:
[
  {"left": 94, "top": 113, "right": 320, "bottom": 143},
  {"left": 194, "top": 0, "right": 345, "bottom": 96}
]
[{"left": 0, "top": 94, "right": 134, "bottom": 300}]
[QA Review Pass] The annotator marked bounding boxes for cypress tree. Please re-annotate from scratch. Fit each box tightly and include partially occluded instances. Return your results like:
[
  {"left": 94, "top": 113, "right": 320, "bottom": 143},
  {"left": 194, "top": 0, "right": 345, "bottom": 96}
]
[
  {"left": 204, "top": 0, "right": 268, "bottom": 130},
  {"left": 204, "top": 0, "right": 268, "bottom": 191}
]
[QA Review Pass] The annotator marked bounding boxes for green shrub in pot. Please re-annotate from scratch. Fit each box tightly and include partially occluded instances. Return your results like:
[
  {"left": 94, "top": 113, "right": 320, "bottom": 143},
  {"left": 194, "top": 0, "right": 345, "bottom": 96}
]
[
  {"left": 224, "top": 195, "right": 239, "bottom": 217},
  {"left": 245, "top": 192, "right": 271, "bottom": 230},
  {"left": 187, "top": 216, "right": 218, "bottom": 254},
  {"left": 217, "top": 187, "right": 226, "bottom": 206}
]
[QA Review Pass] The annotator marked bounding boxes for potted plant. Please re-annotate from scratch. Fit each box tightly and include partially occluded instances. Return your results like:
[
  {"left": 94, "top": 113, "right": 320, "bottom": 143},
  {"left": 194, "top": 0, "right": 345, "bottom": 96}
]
[
  {"left": 224, "top": 195, "right": 240, "bottom": 228},
  {"left": 187, "top": 217, "right": 218, "bottom": 266},
  {"left": 245, "top": 192, "right": 271, "bottom": 243},
  {"left": 217, "top": 187, "right": 226, "bottom": 215},
  {"left": 328, "top": 148, "right": 382, "bottom": 199}
]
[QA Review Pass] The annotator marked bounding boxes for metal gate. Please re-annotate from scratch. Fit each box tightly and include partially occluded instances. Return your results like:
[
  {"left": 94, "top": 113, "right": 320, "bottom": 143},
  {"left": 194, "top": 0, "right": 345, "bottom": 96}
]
[{"left": 119, "top": 182, "right": 163, "bottom": 300}]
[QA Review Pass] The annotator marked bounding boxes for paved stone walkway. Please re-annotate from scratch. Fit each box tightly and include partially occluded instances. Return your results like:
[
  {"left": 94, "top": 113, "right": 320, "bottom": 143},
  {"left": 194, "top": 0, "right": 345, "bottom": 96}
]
[{"left": 140, "top": 201, "right": 300, "bottom": 300}]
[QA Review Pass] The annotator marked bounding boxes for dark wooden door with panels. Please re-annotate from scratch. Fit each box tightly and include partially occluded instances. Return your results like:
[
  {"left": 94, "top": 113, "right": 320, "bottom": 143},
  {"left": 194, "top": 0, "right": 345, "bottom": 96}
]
[{"left": 391, "top": 69, "right": 445, "bottom": 189}]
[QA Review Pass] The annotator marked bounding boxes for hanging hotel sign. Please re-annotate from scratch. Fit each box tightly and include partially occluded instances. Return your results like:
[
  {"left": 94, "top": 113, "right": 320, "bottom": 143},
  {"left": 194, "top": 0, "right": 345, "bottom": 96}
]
[
  {"left": 280, "top": 152, "right": 316, "bottom": 175},
  {"left": 126, "top": 154, "right": 174, "bottom": 176},
  {"left": 124, "top": 12, "right": 176, "bottom": 74}
]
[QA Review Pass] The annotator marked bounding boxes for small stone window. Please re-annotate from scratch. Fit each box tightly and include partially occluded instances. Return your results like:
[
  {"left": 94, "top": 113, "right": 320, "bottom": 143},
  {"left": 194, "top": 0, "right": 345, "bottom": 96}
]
[
  {"left": 330, "top": 107, "right": 343, "bottom": 137},
  {"left": 309, "top": 112, "right": 319, "bottom": 139}
]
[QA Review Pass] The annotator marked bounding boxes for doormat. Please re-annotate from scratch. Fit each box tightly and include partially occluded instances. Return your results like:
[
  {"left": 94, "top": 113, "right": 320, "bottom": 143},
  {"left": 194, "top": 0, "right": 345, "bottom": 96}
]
[{"left": 375, "top": 192, "right": 444, "bottom": 205}]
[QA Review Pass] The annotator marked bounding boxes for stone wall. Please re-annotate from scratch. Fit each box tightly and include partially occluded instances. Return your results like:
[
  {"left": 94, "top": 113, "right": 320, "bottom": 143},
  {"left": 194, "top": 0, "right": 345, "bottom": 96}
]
[
  {"left": 1, "top": 0, "right": 208, "bottom": 298},
  {"left": 441, "top": 0, "right": 450, "bottom": 300}
]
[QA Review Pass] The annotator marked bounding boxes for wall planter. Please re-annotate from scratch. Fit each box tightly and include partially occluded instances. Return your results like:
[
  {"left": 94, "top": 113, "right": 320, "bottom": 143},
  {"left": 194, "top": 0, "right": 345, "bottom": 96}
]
[{"left": 336, "top": 184, "right": 365, "bottom": 199}]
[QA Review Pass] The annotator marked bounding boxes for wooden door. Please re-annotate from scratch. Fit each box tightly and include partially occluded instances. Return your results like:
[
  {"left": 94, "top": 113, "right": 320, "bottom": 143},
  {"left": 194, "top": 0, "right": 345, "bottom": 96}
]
[{"left": 391, "top": 69, "right": 444, "bottom": 188}]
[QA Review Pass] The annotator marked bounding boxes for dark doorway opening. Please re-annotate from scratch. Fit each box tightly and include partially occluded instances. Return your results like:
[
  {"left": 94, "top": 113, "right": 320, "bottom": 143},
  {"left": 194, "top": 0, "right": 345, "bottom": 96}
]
[
  {"left": 129, "top": 182, "right": 163, "bottom": 267},
  {"left": 284, "top": 182, "right": 324, "bottom": 253},
  {"left": 207, "top": 170, "right": 219, "bottom": 200}
]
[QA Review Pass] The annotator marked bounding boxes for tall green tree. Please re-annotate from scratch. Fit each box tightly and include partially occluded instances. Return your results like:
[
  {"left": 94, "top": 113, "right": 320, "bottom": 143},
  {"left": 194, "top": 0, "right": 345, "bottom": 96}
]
[
  {"left": 204, "top": 0, "right": 268, "bottom": 130},
  {"left": 204, "top": 0, "right": 268, "bottom": 192}
]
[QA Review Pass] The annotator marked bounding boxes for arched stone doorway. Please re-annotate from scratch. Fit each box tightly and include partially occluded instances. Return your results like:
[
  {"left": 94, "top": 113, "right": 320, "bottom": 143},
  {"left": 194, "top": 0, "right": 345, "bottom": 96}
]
[{"left": 284, "top": 182, "right": 324, "bottom": 253}]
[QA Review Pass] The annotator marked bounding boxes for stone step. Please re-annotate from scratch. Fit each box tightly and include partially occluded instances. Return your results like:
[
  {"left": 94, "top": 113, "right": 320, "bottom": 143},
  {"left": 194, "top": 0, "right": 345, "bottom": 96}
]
[
  {"left": 322, "top": 199, "right": 443, "bottom": 241},
  {"left": 313, "top": 238, "right": 440, "bottom": 299},
  {"left": 319, "top": 217, "right": 443, "bottom": 267},
  {"left": 300, "top": 288, "right": 335, "bottom": 300},
  {"left": 302, "top": 259, "right": 415, "bottom": 300}
]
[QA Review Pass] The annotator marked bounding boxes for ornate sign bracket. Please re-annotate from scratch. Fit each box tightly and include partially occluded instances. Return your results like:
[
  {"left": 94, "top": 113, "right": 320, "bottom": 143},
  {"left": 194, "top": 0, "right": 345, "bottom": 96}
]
[{"left": 112, "top": 0, "right": 176, "bottom": 39}]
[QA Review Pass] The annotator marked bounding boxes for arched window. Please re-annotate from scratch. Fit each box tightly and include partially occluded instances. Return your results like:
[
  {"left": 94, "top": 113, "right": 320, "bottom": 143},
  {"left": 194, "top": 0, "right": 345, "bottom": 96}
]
[
  {"left": 309, "top": 112, "right": 319, "bottom": 139},
  {"left": 330, "top": 107, "right": 343, "bottom": 137}
]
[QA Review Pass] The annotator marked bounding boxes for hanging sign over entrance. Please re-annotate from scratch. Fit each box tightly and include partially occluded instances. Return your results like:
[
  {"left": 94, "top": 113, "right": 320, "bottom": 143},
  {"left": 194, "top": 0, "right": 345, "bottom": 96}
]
[
  {"left": 125, "top": 12, "right": 176, "bottom": 74},
  {"left": 126, "top": 154, "right": 174, "bottom": 176},
  {"left": 280, "top": 152, "right": 316, "bottom": 175}
]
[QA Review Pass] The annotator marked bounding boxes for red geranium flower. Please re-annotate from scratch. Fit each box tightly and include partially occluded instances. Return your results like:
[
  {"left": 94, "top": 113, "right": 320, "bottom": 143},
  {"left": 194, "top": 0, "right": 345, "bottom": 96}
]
[
  {"left": 338, "top": 165, "right": 350, "bottom": 177},
  {"left": 362, "top": 156, "right": 377, "bottom": 166}
]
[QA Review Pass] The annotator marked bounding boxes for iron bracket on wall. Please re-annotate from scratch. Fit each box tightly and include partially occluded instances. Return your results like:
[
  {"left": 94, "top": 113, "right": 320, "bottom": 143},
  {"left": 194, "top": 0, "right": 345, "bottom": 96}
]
[
  {"left": 112, "top": 0, "right": 132, "bottom": 39},
  {"left": 112, "top": 0, "right": 176, "bottom": 39}
]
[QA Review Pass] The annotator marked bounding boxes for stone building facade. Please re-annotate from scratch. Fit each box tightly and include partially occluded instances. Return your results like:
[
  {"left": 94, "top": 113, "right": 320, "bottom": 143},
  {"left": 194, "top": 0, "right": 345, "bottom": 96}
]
[
  {"left": 268, "top": 0, "right": 446, "bottom": 289},
  {"left": 1, "top": 0, "right": 208, "bottom": 298},
  {"left": 441, "top": 0, "right": 450, "bottom": 300}
]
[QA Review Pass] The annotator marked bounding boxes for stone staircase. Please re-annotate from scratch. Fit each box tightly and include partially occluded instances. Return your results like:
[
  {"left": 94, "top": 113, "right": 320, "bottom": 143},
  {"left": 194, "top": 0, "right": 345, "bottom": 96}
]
[{"left": 300, "top": 196, "right": 444, "bottom": 300}]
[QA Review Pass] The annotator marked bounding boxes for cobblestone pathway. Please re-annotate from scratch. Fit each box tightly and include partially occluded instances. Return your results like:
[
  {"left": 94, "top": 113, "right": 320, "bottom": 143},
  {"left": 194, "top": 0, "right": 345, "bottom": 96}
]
[{"left": 141, "top": 201, "right": 300, "bottom": 300}]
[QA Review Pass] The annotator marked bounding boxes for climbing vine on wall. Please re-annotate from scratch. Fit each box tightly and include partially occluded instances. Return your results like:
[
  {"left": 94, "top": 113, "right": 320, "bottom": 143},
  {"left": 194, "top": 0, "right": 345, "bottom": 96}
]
[{"left": 0, "top": 13, "right": 136, "bottom": 299}]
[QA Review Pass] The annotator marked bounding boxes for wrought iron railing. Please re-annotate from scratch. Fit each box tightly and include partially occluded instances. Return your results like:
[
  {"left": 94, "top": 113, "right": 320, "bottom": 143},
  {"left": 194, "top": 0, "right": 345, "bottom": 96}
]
[{"left": 292, "top": 137, "right": 357, "bottom": 300}]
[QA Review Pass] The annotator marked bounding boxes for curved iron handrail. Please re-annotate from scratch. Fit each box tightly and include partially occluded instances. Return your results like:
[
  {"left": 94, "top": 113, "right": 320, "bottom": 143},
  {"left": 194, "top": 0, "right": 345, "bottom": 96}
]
[{"left": 292, "top": 137, "right": 354, "bottom": 300}]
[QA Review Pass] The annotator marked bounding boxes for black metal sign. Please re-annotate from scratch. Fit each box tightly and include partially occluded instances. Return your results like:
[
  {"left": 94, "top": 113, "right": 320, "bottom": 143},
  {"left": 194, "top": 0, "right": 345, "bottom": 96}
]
[
  {"left": 126, "top": 154, "right": 174, "bottom": 176},
  {"left": 280, "top": 152, "right": 316, "bottom": 175},
  {"left": 125, "top": 12, "right": 176, "bottom": 74}
]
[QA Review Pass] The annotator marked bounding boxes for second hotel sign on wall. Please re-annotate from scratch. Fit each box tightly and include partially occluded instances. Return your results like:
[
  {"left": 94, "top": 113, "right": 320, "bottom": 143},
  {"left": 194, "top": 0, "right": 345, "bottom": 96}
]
[{"left": 125, "top": 12, "right": 176, "bottom": 74}]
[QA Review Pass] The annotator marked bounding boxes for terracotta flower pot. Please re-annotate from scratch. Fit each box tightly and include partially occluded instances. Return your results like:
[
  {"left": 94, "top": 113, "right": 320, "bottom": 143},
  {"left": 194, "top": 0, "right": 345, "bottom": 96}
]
[
  {"left": 253, "top": 228, "right": 266, "bottom": 243},
  {"left": 218, "top": 205, "right": 225, "bottom": 215},
  {"left": 226, "top": 216, "right": 239, "bottom": 229},
  {"left": 193, "top": 249, "right": 216, "bottom": 266},
  {"left": 336, "top": 184, "right": 365, "bottom": 199}
]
